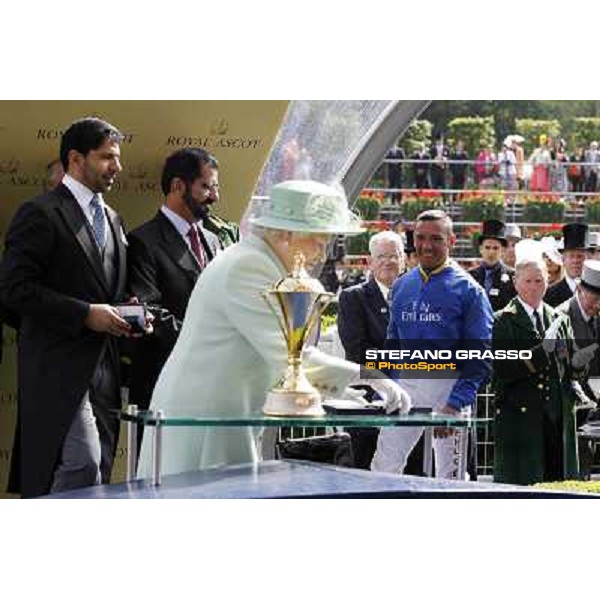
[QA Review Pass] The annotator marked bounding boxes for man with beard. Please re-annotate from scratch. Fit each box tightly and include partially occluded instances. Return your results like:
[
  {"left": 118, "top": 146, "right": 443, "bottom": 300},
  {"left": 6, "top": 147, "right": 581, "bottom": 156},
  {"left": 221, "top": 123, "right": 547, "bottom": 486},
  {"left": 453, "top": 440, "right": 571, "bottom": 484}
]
[
  {"left": 0, "top": 117, "right": 134, "bottom": 497},
  {"left": 126, "top": 148, "right": 221, "bottom": 422}
]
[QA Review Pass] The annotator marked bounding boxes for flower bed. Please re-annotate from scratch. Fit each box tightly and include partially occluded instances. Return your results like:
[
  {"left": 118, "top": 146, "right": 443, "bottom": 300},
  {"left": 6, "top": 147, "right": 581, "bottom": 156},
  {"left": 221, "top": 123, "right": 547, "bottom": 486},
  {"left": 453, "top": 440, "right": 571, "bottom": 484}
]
[
  {"left": 400, "top": 191, "right": 444, "bottom": 221},
  {"left": 458, "top": 191, "right": 505, "bottom": 222},
  {"left": 354, "top": 190, "right": 386, "bottom": 221},
  {"left": 585, "top": 195, "right": 600, "bottom": 223},
  {"left": 521, "top": 195, "right": 565, "bottom": 222}
]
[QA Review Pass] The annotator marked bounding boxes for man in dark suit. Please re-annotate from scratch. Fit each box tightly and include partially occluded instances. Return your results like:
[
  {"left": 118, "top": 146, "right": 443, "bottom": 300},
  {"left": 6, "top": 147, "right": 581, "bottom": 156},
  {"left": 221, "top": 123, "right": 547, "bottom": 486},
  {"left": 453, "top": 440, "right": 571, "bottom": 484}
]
[
  {"left": 338, "top": 230, "right": 424, "bottom": 472},
  {"left": 469, "top": 219, "right": 516, "bottom": 312},
  {"left": 0, "top": 117, "right": 134, "bottom": 498},
  {"left": 127, "top": 148, "right": 221, "bottom": 419},
  {"left": 338, "top": 231, "right": 402, "bottom": 468},
  {"left": 545, "top": 223, "right": 590, "bottom": 307}
]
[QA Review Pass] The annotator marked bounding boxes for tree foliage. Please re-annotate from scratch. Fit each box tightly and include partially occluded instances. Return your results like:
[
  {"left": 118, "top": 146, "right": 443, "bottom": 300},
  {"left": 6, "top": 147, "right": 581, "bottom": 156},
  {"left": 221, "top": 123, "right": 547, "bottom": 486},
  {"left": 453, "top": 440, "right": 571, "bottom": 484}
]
[
  {"left": 399, "top": 119, "right": 433, "bottom": 154},
  {"left": 515, "top": 119, "right": 561, "bottom": 155},
  {"left": 447, "top": 116, "right": 495, "bottom": 157},
  {"left": 571, "top": 118, "right": 600, "bottom": 149}
]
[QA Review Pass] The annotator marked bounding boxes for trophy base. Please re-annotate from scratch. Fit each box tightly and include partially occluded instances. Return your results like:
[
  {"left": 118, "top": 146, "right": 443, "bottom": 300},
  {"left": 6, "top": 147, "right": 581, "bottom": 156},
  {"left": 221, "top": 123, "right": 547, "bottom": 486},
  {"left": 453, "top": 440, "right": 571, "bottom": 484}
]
[{"left": 262, "top": 390, "right": 325, "bottom": 417}]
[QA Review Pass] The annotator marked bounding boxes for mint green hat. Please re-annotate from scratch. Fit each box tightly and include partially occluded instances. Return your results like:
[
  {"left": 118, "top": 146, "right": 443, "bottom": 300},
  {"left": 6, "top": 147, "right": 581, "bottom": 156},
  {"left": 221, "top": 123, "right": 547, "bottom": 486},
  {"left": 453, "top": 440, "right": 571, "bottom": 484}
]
[{"left": 249, "top": 179, "right": 364, "bottom": 235}]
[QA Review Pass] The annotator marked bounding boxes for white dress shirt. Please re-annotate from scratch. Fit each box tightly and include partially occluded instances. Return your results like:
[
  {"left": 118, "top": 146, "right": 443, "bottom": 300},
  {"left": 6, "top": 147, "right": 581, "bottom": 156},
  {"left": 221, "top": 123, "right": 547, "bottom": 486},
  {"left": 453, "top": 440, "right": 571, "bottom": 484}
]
[
  {"left": 62, "top": 173, "right": 107, "bottom": 232},
  {"left": 517, "top": 296, "right": 544, "bottom": 329}
]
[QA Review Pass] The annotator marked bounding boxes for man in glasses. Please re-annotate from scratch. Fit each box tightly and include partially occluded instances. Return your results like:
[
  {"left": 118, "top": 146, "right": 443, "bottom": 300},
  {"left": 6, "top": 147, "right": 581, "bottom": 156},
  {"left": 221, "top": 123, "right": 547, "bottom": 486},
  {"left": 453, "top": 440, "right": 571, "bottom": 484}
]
[{"left": 126, "top": 148, "right": 222, "bottom": 423}]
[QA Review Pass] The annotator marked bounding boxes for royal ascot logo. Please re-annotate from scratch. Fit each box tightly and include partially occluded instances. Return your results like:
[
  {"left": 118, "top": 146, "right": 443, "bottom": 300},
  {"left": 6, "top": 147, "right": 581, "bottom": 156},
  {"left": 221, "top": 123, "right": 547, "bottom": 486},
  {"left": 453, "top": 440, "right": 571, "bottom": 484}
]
[
  {"left": 128, "top": 163, "right": 149, "bottom": 180},
  {"left": 0, "top": 158, "right": 20, "bottom": 174},
  {"left": 210, "top": 117, "right": 229, "bottom": 136},
  {"left": 36, "top": 128, "right": 135, "bottom": 143},
  {"left": 304, "top": 194, "right": 343, "bottom": 227}
]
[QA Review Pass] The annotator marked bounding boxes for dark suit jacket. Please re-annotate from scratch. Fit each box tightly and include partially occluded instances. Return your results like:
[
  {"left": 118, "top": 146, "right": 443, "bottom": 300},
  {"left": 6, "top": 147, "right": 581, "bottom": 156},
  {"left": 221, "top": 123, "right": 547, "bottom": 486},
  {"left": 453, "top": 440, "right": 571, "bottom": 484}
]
[
  {"left": 557, "top": 295, "right": 600, "bottom": 399},
  {"left": 126, "top": 210, "right": 220, "bottom": 411},
  {"left": 469, "top": 261, "right": 516, "bottom": 312},
  {"left": 0, "top": 184, "right": 128, "bottom": 497},
  {"left": 337, "top": 277, "right": 389, "bottom": 364},
  {"left": 544, "top": 278, "right": 574, "bottom": 307}
]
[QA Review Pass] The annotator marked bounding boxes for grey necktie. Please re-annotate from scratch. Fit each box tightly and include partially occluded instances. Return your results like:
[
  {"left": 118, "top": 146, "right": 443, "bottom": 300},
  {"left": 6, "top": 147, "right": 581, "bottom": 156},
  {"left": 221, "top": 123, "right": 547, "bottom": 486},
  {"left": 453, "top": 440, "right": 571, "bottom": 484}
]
[{"left": 90, "top": 194, "right": 107, "bottom": 249}]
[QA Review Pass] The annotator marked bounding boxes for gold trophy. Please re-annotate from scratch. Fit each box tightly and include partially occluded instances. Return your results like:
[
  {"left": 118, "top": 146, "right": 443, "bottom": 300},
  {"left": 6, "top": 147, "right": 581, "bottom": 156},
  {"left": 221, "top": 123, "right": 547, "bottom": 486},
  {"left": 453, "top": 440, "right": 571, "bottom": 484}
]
[{"left": 262, "top": 252, "right": 334, "bottom": 416}]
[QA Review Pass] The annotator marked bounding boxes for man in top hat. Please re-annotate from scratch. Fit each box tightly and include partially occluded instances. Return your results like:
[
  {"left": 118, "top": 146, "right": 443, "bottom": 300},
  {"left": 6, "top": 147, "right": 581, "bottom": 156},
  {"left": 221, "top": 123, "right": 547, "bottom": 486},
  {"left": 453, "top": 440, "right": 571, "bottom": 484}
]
[
  {"left": 469, "top": 219, "right": 517, "bottom": 312},
  {"left": 137, "top": 180, "right": 412, "bottom": 478},
  {"left": 502, "top": 223, "right": 522, "bottom": 269},
  {"left": 556, "top": 259, "right": 600, "bottom": 478},
  {"left": 545, "top": 223, "right": 590, "bottom": 307}
]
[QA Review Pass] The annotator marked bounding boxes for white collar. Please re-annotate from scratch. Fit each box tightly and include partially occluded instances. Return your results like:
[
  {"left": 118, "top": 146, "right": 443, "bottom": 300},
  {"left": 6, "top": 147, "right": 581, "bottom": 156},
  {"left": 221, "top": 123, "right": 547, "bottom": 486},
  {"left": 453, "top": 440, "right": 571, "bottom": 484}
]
[
  {"left": 517, "top": 296, "right": 544, "bottom": 325},
  {"left": 62, "top": 173, "right": 102, "bottom": 214},
  {"left": 161, "top": 205, "right": 201, "bottom": 239},
  {"left": 374, "top": 278, "right": 390, "bottom": 302},
  {"left": 565, "top": 275, "right": 579, "bottom": 292}
]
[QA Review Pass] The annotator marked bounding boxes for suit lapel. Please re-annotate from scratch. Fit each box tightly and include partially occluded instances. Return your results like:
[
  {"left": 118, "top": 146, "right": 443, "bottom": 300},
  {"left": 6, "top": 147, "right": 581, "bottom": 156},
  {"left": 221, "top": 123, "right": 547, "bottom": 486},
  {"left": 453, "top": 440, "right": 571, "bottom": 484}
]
[
  {"left": 157, "top": 212, "right": 200, "bottom": 277},
  {"left": 511, "top": 298, "right": 539, "bottom": 338},
  {"left": 364, "top": 278, "right": 389, "bottom": 335},
  {"left": 55, "top": 185, "right": 109, "bottom": 295},
  {"left": 106, "top": 205, "right": 126, "bottom": 298},
  {"left": 197, "top": 225, "right": 215, "bottom": 262}
]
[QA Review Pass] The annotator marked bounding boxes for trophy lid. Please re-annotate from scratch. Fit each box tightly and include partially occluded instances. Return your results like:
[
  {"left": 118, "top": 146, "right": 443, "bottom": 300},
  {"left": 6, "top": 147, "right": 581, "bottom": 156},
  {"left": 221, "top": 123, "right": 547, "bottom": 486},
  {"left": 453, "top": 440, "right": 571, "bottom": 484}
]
[{"left": 271, "top": 252, "right": 327, "bottom": 293}]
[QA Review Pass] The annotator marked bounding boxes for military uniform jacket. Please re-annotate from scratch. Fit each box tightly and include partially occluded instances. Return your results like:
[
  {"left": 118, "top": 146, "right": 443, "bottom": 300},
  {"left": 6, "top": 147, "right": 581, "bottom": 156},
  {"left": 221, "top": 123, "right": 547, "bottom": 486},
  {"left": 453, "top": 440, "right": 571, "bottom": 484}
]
[
  {"left": 469, "top": 261, "right": 516, "bottom": 312},
  {"left": 492, "top": 298, "right": 582, "bottom": 485}
]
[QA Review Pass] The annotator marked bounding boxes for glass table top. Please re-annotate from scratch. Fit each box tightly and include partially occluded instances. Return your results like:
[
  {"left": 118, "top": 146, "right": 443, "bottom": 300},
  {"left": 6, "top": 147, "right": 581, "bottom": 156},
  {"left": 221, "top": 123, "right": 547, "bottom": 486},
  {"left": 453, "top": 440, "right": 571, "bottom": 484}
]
[{"left": 119, "top": 409, "right": 490, "bottom": 428}]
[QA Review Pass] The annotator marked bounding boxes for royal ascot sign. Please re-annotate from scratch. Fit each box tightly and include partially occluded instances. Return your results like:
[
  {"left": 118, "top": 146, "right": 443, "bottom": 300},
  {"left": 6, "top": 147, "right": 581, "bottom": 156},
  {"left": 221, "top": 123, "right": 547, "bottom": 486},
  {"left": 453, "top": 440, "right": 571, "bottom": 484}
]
[{"left": 0, "top": 101, "right": 288, "bottom": 231}]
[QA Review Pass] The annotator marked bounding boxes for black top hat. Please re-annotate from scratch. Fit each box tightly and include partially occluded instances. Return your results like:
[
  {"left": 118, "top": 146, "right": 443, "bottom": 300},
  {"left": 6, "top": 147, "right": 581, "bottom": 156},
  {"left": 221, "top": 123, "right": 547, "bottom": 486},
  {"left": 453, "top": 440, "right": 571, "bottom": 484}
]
[
  {"left": 404, "top": 229, "right": 416, "bottom": 254},
  {"left": 479, "top": 219, "right": 507, "bottom": 247},
  {"left": 561, "top": 223, "right": 589, "bottom": 252}
]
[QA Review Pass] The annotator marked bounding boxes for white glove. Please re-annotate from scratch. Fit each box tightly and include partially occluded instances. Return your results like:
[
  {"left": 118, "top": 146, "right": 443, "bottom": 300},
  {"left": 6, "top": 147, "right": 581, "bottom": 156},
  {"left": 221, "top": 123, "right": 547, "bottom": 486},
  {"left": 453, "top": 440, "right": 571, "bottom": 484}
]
[
  {"left": 303, "top": 347, "right": 360, "bottom": 396},
  {"left": 357, "top": 377, "right": 412, "bottom": 414},
  {"left": 572, "top": 343, "right": 599, "bottom": 369},
  {"left": 542, "top": 316, "right": 563, "bottom": 353}
]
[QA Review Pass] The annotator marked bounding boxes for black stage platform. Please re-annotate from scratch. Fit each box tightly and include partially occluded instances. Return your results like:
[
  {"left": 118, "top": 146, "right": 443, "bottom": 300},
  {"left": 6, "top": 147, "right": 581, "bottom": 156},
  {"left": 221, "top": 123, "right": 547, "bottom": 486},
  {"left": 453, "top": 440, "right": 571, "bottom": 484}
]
[{"left": 42, "top": 460, "right": 595, "bottom": 499}]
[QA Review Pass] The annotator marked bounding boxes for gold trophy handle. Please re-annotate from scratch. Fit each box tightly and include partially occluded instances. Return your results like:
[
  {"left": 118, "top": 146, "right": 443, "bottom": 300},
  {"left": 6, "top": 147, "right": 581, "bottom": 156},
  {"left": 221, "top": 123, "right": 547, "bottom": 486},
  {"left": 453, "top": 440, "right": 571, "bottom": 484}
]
[{"left": 261, "top": 291, "right": 291, "bottom": 343}]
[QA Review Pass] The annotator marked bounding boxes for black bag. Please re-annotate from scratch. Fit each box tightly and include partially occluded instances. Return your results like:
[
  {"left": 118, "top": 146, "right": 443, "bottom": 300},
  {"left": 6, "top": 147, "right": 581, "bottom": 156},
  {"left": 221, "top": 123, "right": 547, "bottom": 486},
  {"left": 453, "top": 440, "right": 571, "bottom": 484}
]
[{"left": 276, "top": 432, "right": 354, "bottom": 467}]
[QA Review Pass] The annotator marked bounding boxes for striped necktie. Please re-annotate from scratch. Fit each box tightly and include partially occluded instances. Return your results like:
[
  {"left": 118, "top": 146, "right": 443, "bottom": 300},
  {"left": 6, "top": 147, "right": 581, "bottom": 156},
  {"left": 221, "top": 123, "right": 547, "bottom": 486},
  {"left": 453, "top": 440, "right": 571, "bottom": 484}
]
[
  {"left": 90, "top": 194, "right": 107, "bottom": 249},
  {"left": 187, "top": 223, "right": 207, "bottom": 268}
]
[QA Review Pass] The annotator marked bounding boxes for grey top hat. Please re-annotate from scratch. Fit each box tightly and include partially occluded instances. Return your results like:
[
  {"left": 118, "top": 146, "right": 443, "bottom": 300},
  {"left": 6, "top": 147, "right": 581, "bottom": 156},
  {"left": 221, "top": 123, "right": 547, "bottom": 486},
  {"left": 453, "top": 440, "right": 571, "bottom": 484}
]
[
  {"left": 581, "top": 259, "right": 600, "bottom": 295},
  {"left": 505, "top": 223, "right": 522, "bottom": 242},
  {"left": 249, "top": 180, "right": 364, "bottom": 235}
]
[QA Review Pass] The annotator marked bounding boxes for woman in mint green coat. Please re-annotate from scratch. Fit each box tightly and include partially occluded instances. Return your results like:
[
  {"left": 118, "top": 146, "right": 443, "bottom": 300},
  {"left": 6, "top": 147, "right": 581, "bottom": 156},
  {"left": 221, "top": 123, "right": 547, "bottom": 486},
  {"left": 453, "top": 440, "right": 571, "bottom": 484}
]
[{"left": 137, "top": 180, "right": 411, "bottom": 479}]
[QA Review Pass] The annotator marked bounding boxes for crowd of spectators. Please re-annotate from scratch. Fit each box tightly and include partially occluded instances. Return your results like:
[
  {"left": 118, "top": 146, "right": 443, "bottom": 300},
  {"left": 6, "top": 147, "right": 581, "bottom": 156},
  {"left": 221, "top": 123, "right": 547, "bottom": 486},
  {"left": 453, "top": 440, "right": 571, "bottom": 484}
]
[{"left": 383, "top": 136, "right": 600, "bottom": 200}]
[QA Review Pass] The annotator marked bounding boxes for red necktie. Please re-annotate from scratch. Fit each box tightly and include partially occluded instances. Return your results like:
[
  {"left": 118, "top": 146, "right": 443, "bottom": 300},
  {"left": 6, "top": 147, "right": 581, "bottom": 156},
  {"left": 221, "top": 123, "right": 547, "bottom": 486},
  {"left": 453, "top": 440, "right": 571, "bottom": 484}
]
[{"left": 187, "top": 224, "right": 207, "bottom": 268}]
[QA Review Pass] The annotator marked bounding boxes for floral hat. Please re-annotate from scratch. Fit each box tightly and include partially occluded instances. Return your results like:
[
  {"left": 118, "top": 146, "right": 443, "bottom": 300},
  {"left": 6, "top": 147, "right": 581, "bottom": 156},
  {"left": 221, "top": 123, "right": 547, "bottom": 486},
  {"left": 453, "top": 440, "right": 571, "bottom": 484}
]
[{"left": 249, "top": 179, "right": 364, "bottom": 235}]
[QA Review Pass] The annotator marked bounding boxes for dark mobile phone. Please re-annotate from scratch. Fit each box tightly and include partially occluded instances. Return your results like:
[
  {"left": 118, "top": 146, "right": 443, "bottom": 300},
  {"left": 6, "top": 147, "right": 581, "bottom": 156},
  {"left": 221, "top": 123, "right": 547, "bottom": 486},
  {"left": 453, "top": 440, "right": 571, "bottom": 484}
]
[{"left": 115, "top": 303, "right": 147, "bottom": 334}]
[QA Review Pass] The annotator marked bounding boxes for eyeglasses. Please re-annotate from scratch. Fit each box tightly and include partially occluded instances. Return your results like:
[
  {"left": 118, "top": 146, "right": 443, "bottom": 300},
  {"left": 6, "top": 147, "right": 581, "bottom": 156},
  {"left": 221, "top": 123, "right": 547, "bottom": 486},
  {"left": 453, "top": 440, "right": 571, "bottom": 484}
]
[{"left": 373, "top": 253, "right": 401, "bottom": 261}]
